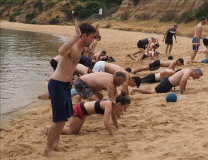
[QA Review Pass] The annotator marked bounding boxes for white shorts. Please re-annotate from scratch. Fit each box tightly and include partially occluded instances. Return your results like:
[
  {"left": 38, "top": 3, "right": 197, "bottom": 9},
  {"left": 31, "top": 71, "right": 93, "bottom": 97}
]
[{"left": 92, "top": 61, "right": 105, "bottom": 72}]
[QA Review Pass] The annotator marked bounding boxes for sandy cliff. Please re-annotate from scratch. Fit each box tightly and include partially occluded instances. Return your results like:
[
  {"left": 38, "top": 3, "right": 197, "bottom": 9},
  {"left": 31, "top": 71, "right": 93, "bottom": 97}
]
[{"left": 118, "top": 0, "right": 208, "bottom": 19}]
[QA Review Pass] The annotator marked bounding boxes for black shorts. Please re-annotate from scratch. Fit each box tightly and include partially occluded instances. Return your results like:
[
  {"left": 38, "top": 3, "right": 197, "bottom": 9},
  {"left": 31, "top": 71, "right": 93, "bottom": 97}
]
[
  {"left": 74, "top": 78, "right": 95, "bottom": 99},
  {"left": 137, "top": 40, "right": 146, "bottom": 50},
  {"left": 155, "top": 77, "right": 173, "bottom": 93},
  {"left": 141, "top": 73, "right": 156, "bottom": 83},
  {"left": 142, "top": 54, "right": 147, "bottom": 60},
  {"left": 50, "top": 59, "right": 58, "bottom": 71},
  {"left": 149, "top": 60, "right": 160, "bottom": 70},
  {"left": 165, "top": 37, "right": 173, "bottom": 45}
]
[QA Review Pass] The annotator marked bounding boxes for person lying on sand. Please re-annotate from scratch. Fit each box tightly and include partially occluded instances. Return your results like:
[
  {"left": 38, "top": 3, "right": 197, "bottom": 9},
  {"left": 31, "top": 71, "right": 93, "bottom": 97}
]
[
  {"left": 45, "top": 90, "right": 130, "bottom": 136},
  {"left": 100, "top": 55, "right": 115, "bottom": 62},
  {"left": 130, "top": 68, "right": 203, "bottom": 95},
  {"left": 74, "top": 71, "right": 127, "bottom": 102},
  {"left": 129, "top": 37, "right": 158, "bottom": 63},
  {"left": 141, "top": 69, "right": 181, "bottom": 83},
  {"left": 127, "top": 50, "right": 160, "bottom": 61},
  {"left": 93, "top": 51, "right": 107, "bottom": 62},
  {"left": 92, "top": 61, "right": 141, "bottom": 94},
  {"left": 132, "top": 58, "right": 184, "bottom": 74},
  {"left": 74, "top": 63, "right": 95, "bottom": 76}
]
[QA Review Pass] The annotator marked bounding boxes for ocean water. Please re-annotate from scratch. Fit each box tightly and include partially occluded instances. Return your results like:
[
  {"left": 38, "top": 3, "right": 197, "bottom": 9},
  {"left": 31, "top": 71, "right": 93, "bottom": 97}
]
[{"left": 0, "top": 28, "right": 68, "bottom": 116}]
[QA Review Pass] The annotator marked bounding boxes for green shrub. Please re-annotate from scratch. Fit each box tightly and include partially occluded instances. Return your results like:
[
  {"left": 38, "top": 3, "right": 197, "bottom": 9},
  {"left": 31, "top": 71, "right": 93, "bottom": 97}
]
[
  {"left": 45, "top": 1, "right": 56, "bottom": 10},
  {"left": 120, "top": 12, "right": 129, "bottom": 21},
  {"left": 49, "top": 17, "right": 60, "bottom": 24},
  {"left": 0, "top": 0, "right": 7, "bottom": 5},
  {"left": 30, "top": 20, "right": 36, "bottom": 24},
  {"left": 79, "top": 9, "right": 93, "bottom": 18},
  {"left": 184, "top": 13, "right": 196, "bottom": 23},
  {"left": 86, "top": 1, "right": 105, "bottom": 13},
  {"left": 26, "top": 12, "right": 37, "bottom": 22},
  {"left": 9, "top": 14, "right": 15, "bottom": 22},
  {"left": 195, "top": 2, "right": 208, "bottom": 21},
  {"left": 65, "top": 2, "right": 70, "bottom": 7},
  {"left": 74, "top": 4, "right": 85, "bottom": 16},
  {"left": 106, "top": 3, "right": 112, "bottom": 10},
  {"left": 34, "top": 0, "right": 43, "bottom": 11}
]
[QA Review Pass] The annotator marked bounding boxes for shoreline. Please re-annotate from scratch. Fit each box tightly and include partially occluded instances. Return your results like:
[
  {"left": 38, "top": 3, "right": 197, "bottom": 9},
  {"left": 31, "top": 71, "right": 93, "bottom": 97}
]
[{"left": 1, "top": 20, "right": 208, "bottom": 160}]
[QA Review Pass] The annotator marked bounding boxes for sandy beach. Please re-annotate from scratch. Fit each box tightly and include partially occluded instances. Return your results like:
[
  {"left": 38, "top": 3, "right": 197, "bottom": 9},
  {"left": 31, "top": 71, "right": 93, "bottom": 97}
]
[{"left": 1, "top": 20, "right": 208, "bottom": 160}]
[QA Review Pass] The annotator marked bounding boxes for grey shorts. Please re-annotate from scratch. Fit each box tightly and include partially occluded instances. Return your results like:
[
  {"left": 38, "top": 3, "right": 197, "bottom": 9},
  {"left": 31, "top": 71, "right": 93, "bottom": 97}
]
[{"left": 74, "top": 78, "right": 95, "bottom": 99}]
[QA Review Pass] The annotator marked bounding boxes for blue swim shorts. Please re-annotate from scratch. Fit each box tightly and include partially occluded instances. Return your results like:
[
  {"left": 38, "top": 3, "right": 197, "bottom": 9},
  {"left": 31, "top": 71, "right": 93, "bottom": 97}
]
[
  {"left": 48, "top": 79, "right": 74, "bottom": 122},
  {"left": 201, "top": 57, "right": 208, "bottom": 63},
  {"left": 192, "top": 37, "right": 199, "bottom": 51}
]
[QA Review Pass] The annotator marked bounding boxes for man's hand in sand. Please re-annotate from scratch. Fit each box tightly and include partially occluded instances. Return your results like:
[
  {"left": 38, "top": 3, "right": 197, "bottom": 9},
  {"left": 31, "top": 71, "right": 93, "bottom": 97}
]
[{"left": 75, "top": 20, "right": 81, "bottom": 38}]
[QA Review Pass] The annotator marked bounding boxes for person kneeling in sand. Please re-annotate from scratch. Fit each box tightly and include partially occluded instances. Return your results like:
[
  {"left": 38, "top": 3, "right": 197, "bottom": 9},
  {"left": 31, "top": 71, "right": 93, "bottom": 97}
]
[
  {"left": 74, "top": 63, "right": 95, "bottom": 76},
  {"left": 130, "top": 68, "right": 203, "bottom": 95},
  {"left": 132, "top": 58, "right": 184, "bottom": 74},
  {"left": 141, "top": 69, "right": 181, "bottom": 83},
  {"left": 74, "top": 71, "right": 127, "bottom": 102},
  {"left": 92, "top": 61, "right": 141, "bottom": 94},
  {"left": 45, "top": 90, "right": 130, "bottom": 136}
]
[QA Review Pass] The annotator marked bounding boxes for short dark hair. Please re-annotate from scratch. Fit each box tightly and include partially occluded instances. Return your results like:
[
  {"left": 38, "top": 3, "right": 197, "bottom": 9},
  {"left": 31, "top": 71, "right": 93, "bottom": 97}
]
[
  {"left": 89, "top": 62, "right": 95, "bottom": 69},
  {"left": 101, "top": 51, "right": 106, "bottom": 54},
  {"left": 155, "top": 44, "right": 159, "bottom": 47},
  {"left": 115, "top": 71, "right": 127, "bottom": 79},
  {"left": 174, "top": 25, "right": 178, "bottom": 27},
  {"left": 80, "top": 23, "right": 96, "bottom": 37},
  {"left": 201, "top": 17, "right": 207, "bottom": 21},
  {"left": 132, "top": 76, "right": 141, "bottom": 87}
]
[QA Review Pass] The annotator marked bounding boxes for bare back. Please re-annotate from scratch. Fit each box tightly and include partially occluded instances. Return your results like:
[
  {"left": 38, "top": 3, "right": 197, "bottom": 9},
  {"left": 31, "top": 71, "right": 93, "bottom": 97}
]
[
  {"left": 80, "top": 72, "right": 116, "bottom": 92},
  {"left": 51, "top": 44, "right": 81, "bottom": 82},
  {"left": 169, "top": 68, "right": 191, "bottom": 87},
  {"left": 194, "top": 23, "right": 203, "bottom": 39},
  {"left": 75, "top": 64, "right": 88, "bottom": 75},
  {"left": 160, "top": 60, "right": 172, "bottom": 67}
]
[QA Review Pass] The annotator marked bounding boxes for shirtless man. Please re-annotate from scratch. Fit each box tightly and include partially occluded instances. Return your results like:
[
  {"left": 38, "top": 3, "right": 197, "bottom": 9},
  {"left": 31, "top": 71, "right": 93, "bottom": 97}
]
[
  {"left": 132, "top": 58, "right": 184, "bottom": 74},
  {"left": 92, "top": 61, "right": 141, "bottom": 93},
  {"left": 93, "top": 51, "right": 106, "bottom": 62},
  {"left": 191, "top": 17, "right": 207, "bottom": 62},
  {"left": 163, "top": 25, "right": 177, "bottom": 56},
  {"left": 130, "top": 68, "right": 203, "bottom": 95},
  {"left": 74, "top": 71, "right": 127, "bottom": 101},
  {"left": 141, "top": 69, "right": 181, "bottom": 83},
  {"left": 45, "top": 21, "right": 96, "bottom": 157}
]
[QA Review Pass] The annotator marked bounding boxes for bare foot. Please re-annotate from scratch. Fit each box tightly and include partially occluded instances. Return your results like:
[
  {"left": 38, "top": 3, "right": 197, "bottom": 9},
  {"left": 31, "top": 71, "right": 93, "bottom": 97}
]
[
  {"left": 44, "top": 149, "right": 55, "bottom": 157},
  {"left": 129, "top": 89, "right": 134, "bottom": 95},
  {"left": 53, "top": 144, "right": 62, "bottom": 152},
  {"left": 126, "top": 53, "right": 131, "bottom": 58}
]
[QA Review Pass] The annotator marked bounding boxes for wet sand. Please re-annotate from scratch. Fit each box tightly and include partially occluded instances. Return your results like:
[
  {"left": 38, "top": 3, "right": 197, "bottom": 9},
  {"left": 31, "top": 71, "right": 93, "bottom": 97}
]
[{"left": 1, "top": 21, "right": 208, "bottom": 160}]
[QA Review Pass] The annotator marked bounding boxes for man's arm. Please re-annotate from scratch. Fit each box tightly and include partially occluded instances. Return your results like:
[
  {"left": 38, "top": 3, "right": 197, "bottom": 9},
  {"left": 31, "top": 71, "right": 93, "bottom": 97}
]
[
  {"left": 174, "top": 33, "right": 177, "bottom": 43},
  {"left": 146, "top": 39, "right": 152, "bottom": 56},
  {"left": 198, "top": 25, "right": 203, "bottom": 46},
  {"left": 58, "top": 20, "right": 81, "bottom": 56},
  {"left": 179, "top": 73, "right": 190, "bottom": 94},
  {"left": 96, "top": 53, "right": 100, "bottom": 62},
  {"left": 168, "top": 61, "right": 176, "bottom": 70},
  {"left": 163, "top": 31, "right": 167, "bottom": 42},
  {"left": 107, "top": 83, "right": 116, "bottom": 99}
]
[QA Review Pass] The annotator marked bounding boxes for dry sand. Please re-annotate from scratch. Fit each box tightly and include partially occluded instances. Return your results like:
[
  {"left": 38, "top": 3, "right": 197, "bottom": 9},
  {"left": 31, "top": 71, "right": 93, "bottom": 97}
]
[{"left": 1, "top": 21, "right": 208, "bottom": 160}]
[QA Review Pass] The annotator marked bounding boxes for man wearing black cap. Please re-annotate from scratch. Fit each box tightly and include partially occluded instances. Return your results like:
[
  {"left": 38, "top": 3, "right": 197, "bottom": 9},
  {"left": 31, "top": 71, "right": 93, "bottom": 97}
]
[{"left": 132, "top": 58, "right": 184, "bottom": 74}]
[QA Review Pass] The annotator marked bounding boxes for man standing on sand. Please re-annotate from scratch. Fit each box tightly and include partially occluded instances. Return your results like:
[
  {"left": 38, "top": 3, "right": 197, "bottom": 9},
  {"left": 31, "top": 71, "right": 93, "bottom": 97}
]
[
  {"left": 191, "top": 17, "right": 207, "bottom": 62},
  {"left": 163, "top": 25, "right": 177, "bottom": 56},
  {"left": 130, "top": 68, "right": 203, "bottom": 95},
  {"left": 44, "top": 20, "right": 96, "bottom": 157}
]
